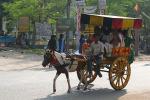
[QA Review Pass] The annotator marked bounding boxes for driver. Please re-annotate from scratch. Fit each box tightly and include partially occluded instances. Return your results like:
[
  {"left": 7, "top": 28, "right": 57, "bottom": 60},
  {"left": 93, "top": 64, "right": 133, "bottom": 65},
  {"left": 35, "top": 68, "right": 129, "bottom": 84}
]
[{"left": 87, "top": 34, "right": 104, "bottom": 77}]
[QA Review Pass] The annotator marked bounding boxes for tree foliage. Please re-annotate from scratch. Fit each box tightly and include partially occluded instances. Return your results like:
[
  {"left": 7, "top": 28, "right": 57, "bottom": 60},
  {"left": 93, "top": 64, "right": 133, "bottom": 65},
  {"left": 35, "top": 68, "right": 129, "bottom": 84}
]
[
  {"left": 3, "top": 0, "right": 67, "bottom": 22},
  {"left": 85, "top": 0, "right": 138, "bottom": 17},
  {"left": 106, "top": 0, "right": 136, "bottom": 16},
  {"left": 140, "top": 0, "right": 150, "bottom": 34},
  {"left": 2, "top": 0, "right": 150, "bottom": 34},
  {"left": 2, "top": 0, "right": 68, "bottom": 32}
]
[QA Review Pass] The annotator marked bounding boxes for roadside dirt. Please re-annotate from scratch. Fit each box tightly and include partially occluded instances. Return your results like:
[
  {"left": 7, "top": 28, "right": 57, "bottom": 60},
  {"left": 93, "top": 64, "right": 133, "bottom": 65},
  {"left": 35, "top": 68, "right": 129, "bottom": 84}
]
[
  {"left": 0, "top": 47, "right": 43, "bottom": 71},
  {"left": 0, "top": 47, "right": 149, "bottom": 71}
]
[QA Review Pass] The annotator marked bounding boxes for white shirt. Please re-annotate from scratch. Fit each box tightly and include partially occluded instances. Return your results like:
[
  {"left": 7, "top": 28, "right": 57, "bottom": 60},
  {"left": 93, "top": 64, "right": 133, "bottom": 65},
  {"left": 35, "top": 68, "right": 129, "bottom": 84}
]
[
  {"left": 118, "top": 33, "right": 125, "bottom": 47},
  {"left": 104, "top": 42, "right": 113, "bottom": 57},
  {"left": 90, "top": 41, "right": 104, "bottom": 57}
]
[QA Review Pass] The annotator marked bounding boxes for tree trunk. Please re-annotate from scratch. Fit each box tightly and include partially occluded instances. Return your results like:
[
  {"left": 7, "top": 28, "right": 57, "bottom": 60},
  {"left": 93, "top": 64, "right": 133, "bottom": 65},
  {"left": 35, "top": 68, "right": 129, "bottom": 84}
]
[{"left": 31, "top": 21, "right": 36, "bottom": 47}]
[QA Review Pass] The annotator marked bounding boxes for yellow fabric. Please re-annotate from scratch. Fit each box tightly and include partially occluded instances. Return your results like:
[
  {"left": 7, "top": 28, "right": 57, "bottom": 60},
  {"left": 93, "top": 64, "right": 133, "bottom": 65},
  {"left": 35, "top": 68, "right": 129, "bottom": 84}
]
[
  {"left": 84, "top": 25, "right": 94, "bottom": 33},
  {"left": 90, "top": 15, "right": 103, "bottom": 26},
  {"left": 122, "top": 19, "right": 134, "bottom": 29}
]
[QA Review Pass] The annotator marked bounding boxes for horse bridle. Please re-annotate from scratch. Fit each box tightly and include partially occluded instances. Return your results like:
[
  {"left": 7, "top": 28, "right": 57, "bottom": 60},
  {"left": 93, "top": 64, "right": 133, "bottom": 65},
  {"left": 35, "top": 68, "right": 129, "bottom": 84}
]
[{"left": 44, "top": 49, "right": 56, "bottom": 67}]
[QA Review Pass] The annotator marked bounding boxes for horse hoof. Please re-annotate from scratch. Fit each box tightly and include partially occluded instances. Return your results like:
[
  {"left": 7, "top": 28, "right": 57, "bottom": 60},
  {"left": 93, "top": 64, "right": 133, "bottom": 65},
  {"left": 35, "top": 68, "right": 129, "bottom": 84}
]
[
  {"left": 67, "top": 90, "right": 71, "bottom": 93},
  {"left": 53, "top": 89, "right": 56, "bottom": 93},
  {"left": 77, "top": 87, "right": 80, "bottom": 90},
  {"left": 83, "top": 87, "right": 87, "bottom": 91}
]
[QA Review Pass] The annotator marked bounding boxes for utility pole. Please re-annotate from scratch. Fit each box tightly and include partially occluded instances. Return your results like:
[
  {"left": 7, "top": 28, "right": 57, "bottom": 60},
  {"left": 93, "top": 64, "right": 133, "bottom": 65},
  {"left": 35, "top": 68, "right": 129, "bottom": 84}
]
[
  {"left": 66, "top": 0, "right": 71, "bottom": 52},
  {"left": 134, "top": 3, "right": 141, "bottom": 56}
]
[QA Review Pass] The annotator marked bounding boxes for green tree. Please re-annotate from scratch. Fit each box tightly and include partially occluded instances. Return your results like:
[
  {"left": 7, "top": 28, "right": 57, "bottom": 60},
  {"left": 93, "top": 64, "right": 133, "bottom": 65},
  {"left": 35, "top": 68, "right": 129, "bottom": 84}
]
[
  {"left": 2, "top": 0, "right": 68, "bottom": 45},
  {"left": 85, "top": 0, "right": 137, "bottom": 16},
  {"left": 0, "top": 0, "right": 12, "bottom": 31},
  {"left": 140, "top": 0, "right": 150, "bottom": 33},
  {"left": 2, "top": 0, "right": 67, "bottom": 28},
  {"left": 106, "top": 0, "right": 137, "bottom": 16}
]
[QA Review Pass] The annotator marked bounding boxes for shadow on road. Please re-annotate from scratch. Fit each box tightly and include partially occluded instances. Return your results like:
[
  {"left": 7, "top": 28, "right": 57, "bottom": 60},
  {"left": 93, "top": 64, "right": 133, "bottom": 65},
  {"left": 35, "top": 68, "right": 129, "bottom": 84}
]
[
  {"left": 36, "top": 88, "right": 127, "bottom": 100},
  {"left": 144, "top": 63, "right": 150, "bottom": 66}
]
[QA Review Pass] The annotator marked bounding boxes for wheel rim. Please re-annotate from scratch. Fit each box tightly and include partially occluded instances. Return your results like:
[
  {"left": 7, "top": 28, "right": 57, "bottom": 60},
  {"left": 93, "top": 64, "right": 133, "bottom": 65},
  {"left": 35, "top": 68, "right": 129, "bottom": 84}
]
[
  {"left": 109, "top": 57, "right": 131, "bottom": 90},
  {"left": 83, "top": 68, "right": 97, "bottom": 84},
  {"left": 77, "top": 65, "right": 97, "bottom": 84}
]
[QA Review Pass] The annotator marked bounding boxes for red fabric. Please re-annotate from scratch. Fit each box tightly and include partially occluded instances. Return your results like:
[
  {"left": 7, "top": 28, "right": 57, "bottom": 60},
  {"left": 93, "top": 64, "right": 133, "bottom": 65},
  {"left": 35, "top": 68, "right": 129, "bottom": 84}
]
[
  {"left": 133, "top": 19, "right": 142, "bottom": 29},
  {"left": 92, "top": 37, "right": 96, "bottom": 42},
  {"left": 112, "top": 19, "right": 123, "bottom": 29},
  {"left": 50, "top": 55, "right": 59, "bottom": 65}
]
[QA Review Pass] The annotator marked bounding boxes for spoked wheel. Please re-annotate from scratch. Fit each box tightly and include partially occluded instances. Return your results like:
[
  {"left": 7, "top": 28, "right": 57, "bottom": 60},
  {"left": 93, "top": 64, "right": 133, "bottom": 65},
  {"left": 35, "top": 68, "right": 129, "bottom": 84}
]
[
  {"left": 109, "top": 57, "right": 131, "bottom": 90},
  {"left": 77, "top": 65, "right": 97, "bottom": 84}
]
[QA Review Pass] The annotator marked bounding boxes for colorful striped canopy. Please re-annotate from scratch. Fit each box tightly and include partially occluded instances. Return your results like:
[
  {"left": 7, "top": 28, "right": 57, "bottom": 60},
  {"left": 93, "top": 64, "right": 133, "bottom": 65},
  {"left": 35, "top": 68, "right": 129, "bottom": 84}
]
[{"left": 81, "top": 14, "right": 142, "bottom": 30}]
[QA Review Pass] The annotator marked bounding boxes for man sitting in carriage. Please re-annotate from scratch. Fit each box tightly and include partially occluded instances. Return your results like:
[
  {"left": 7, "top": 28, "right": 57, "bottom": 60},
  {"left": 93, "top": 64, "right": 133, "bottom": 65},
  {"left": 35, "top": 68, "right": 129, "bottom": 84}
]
[{"left": 87, "top": 34, "right": 104, "bottom": 77}]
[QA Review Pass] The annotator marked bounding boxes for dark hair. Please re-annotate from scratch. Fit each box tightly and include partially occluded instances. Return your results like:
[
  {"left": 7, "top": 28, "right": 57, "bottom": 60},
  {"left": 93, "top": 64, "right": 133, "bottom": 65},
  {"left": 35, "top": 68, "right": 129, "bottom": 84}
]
[
  {"left": 60, "top": 34, "right": 64, "bottom": 39},
  {"left": 81, "top": 34, "right": 84, "bottom": 38},
  {"left": 94, "top": 26, "right": 101, "bottom": 34},
  {"left": 47, "top": 35, "right": 57, "bottom": 50}
]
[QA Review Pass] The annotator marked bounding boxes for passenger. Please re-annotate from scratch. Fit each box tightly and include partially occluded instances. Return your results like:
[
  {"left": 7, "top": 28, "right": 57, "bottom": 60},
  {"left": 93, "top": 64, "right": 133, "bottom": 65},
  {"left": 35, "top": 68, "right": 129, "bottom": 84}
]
[
  {"left": 87, "top": 34, "right": 104, "bottom": 77},
  {"left": 110, "top": 30, "right": 122, "bottom": 48},
  {"left": 86, "top": 33, "right": 93, "bottom": 45},
  {"left": 103, "top": 39, "right": 113, "bottom": 57},
  {"left": 101, "top": 33, "right": 113, "bottom": 57},
  {"left": 123, "top": 30, "right": 133, "bottom": 47},
  {"left": 79, "top": 34, "right": 85, "bottom": 54},
  {"left": 82, "top": 39, "right": 90, "bottom": 56},
  {"left": 118, "top": 30, "right": 125, "bottom": 47}
]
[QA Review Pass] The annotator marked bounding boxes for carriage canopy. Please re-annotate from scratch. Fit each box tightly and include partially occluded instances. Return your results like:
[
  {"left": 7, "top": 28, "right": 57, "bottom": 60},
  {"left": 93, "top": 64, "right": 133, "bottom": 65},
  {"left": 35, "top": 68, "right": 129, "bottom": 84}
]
[{"left": 81, "top": 14, "right": 142, "bottom": 31}]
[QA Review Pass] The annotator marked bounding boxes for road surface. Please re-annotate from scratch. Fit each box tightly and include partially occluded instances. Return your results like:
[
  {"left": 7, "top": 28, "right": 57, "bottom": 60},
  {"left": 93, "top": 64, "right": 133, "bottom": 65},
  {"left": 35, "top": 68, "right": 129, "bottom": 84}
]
[{"left": 0, "top": 49, "right": 150, "bottom": 100}]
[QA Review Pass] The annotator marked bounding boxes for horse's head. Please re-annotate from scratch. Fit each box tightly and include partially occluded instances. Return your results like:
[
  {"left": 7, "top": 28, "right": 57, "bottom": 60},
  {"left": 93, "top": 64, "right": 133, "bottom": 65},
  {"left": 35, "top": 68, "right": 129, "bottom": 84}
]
[{"left": 42, "top": 49, "right": 53, "bottom": 67}]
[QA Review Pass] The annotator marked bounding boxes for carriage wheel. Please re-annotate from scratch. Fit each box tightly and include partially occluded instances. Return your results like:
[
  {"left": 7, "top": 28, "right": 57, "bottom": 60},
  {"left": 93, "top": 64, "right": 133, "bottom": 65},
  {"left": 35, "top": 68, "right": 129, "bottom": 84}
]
[
  {"left": 109, "top": 57, "right": 131, "bottom": 90},
  {"left": 77, "top": 65, "right": 97, "bottom": 84}
]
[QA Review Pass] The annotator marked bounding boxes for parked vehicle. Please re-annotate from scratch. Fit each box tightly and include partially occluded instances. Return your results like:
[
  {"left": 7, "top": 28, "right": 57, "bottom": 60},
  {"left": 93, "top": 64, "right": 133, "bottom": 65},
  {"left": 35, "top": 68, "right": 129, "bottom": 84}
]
[{"left": 0, "top": 34, "right": 16, "bottom": 46}]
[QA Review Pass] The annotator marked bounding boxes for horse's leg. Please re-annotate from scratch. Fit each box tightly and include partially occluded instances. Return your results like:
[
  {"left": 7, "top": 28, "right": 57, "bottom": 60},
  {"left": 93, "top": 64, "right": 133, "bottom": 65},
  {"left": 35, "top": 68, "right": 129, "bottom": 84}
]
[
  {"left": 77, "top": 70, "right": 83, "bottom": 90},
  {"left": 64, "top": 69, "right": 71, "bottom": 93},
  {"left": 83, "top": 77, "right": 88, "bottom": 90},
  {"left": 83, "top": 70, "right": 88, "bottom": 90},
  {"left": 53, "top": 72, "right": 60, "bottom": 93}
]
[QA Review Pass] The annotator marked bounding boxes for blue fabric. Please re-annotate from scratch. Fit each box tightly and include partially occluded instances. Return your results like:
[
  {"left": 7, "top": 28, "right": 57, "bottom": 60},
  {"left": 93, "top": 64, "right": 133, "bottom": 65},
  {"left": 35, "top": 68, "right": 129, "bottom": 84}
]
[
  {"left": 103, "top": 17, "right": 112, "bottom": 30},
  {"left": 79, "top": 37, "right": 85, "bottom": 53},
  {"left": 59, "top": 39, "right": 65, "bottom": 53},
  {"left": 0, "top": 35, "right": 16, "bottom": 43},
  {"left": 80, "top": 14, "right": 90, "bottom": 24}
]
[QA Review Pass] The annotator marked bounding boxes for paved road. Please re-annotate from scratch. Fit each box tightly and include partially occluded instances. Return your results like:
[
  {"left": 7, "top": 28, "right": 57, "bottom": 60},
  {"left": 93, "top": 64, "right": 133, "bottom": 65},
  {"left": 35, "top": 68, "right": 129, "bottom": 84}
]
[{"left": 0, "top": 50, "right": 150, "bottom": 100}]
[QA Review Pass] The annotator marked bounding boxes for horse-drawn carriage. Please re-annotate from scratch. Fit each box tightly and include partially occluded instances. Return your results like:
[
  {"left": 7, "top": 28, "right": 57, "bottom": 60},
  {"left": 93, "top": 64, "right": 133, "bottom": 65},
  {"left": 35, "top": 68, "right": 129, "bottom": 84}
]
[
  {"left": 42, "top": 14, "right": 142, "bottom": 93},
  {"left": 75, "top": 14, "right": 142, "bottom": 90}
]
